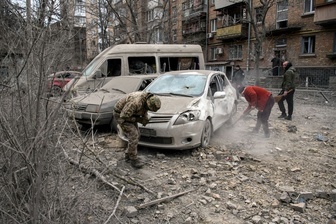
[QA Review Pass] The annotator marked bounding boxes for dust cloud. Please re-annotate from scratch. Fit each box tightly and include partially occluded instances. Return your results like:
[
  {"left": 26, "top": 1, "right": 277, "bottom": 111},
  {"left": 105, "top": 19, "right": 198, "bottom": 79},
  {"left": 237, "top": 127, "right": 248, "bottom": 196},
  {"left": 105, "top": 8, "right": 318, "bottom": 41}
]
[{"left": 211, "top": 101, "right": 278, "bottom": 160}]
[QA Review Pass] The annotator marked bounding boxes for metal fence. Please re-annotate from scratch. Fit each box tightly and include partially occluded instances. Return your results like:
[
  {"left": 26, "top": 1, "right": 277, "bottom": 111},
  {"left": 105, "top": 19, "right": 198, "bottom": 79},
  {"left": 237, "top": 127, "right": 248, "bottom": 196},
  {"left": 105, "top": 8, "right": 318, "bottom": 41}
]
[{"left": 245, "top": 67, "right": 336, "bottom": 107}]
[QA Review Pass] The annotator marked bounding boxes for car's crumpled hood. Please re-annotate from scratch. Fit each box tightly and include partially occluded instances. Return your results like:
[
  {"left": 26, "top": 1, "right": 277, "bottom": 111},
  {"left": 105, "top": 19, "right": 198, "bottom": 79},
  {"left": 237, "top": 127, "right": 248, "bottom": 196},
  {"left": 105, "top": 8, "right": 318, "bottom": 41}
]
[
  {"left": 71, "top": 92, "right": 124, "bottom": 105},
  {"left": 156, "top": 96, "right": 201, "bottom": 113}
]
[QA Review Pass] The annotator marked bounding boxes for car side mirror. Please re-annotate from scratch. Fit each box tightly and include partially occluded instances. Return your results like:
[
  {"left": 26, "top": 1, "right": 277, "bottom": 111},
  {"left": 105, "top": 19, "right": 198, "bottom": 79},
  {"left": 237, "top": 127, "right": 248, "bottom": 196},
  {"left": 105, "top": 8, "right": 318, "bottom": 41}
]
[
  {"left": 93, "top": 70, "right": 102, "bottom": 79},
  {"left": 214, "top": 91, "right": 226, "bottom": 99}
]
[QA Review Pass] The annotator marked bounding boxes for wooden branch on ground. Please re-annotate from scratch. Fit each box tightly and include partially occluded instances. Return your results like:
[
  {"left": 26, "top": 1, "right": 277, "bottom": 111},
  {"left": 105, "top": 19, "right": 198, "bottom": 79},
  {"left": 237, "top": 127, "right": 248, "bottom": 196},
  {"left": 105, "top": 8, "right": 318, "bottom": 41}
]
[
  {"left": 137, "top": 189, "right": 195, "bottom": 209},
  {"left": 62, "top": 147, "right": 121, "bottom": 193},
  {"left": 104, "top": 185, "right": 125, "bottom": 224}
]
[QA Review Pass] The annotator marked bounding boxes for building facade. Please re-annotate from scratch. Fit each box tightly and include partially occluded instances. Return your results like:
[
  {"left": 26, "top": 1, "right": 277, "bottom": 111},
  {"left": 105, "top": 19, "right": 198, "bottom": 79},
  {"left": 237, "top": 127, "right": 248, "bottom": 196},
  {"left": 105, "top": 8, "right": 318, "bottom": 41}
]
[{"left": 67, "top": 0, "right": 335, "bottom": 88}]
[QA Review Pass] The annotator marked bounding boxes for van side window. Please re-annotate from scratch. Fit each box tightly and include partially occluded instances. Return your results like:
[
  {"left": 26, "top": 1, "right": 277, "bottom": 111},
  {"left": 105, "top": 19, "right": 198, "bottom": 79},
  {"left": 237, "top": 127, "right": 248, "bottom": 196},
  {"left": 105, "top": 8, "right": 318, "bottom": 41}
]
[
  {"left": 159, "top": 57, "right": 200, "bottom": 72},
  {"left": 128, "top": 57, "right": 156, "bottom": 74},
  {"left": 108, "top": 59, "right": 122, "bottom": 77},
  {"left": 98, "top": 59, "right": 122, "bottom": 77}
]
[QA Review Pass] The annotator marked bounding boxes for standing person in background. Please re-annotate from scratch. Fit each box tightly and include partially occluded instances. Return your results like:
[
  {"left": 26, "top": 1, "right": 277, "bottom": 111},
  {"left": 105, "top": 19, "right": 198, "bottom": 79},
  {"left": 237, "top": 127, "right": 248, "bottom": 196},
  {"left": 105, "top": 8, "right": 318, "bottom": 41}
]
[
  {"left": 271, "top": 54, "right": 281, "bottom": 76},
  {"left": 113, "top": 92, "right": 161, "bottom": 168},
  {"left": 238, "top": 85, "right": 275, "bottom": 138},
  {"left": 232, "top": 65, "right": 245, "bottom": 99},
  {"left": 277, "top": 61, "right": 296, "bottom": 121}
]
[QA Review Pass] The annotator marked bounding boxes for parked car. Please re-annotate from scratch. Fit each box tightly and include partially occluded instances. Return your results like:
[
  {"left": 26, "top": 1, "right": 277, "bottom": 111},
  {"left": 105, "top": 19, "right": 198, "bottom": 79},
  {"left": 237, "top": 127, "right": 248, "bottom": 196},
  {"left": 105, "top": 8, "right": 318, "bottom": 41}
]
[
  {"left": 138, "top": 70, "right": 238, "bottom": 150},
  {"left": 64, "top": 74, "right": 158, "bottom": 129},
  {"left": 47, "top": 71, "right": 82, "bottom": 96}
]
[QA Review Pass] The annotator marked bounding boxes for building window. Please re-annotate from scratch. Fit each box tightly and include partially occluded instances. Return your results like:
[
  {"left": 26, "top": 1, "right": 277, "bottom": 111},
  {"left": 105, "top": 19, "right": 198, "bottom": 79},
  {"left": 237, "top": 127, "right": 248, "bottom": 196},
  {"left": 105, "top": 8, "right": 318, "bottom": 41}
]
[
  {"left": 276, "top": 0, "right": 288, "bottom": 29},
  {"left": 210, "top": 48, "right": 216, "bottom": 60},
  {"left": 210, "top": 19, "right": 217, "bottom": 32},
  {"left": 147, "top": 9, "right": 154, "bottom": 22},
  {"left": 229, "top": 45, "right": 242, "bottom": 59},
  {"left": 301, "top": 36, "right": 315, "bottom": 54},
  {"left": 255, "top": 7, "right": 263, "bottom": 23},
  {"left": 304, "top": 0, "right": 314, "bottom": 13},
  {"left": 275, "top": 38, "right": 287, "bottom": 47}
]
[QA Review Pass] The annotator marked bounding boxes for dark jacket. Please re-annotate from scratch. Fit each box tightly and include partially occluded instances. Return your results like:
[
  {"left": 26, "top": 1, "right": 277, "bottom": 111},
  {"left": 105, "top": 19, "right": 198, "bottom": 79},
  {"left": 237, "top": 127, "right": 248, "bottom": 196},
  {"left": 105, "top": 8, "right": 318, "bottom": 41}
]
[
  {"left": 281, "top": 64, "right": 296, "bottom": 91},
  {"left": 232, "top": 69, "right": 245, "bottom": 84}
]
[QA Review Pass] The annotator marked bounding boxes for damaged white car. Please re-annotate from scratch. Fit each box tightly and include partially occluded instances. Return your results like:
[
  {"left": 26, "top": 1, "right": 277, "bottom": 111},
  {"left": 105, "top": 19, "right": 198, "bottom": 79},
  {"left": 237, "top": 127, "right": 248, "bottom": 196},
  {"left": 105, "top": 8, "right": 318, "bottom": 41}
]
[{"left": 139, "top": 70, "right": 238, "bottom": 150}]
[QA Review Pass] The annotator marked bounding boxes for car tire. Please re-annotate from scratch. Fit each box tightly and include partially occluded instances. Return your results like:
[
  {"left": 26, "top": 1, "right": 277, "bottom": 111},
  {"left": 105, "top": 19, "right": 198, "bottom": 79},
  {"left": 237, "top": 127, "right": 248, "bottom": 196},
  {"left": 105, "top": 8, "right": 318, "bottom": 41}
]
[
  {"left": 51, "top": 85, "right": 62, "bottom": 96},
  {"left": 200, "top": 119, "right": 212, "bottom": 148}
]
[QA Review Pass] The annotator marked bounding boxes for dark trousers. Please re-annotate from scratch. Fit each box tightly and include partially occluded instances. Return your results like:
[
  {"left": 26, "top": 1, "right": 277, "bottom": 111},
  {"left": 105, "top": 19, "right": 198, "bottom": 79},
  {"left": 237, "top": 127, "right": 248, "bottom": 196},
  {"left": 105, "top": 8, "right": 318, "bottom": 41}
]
[
  {"left": 255, "top": 95, "right": 275, "bottom": 134},
  {"left": 278, "top": 89, "right": 295, "bottom": 116}
]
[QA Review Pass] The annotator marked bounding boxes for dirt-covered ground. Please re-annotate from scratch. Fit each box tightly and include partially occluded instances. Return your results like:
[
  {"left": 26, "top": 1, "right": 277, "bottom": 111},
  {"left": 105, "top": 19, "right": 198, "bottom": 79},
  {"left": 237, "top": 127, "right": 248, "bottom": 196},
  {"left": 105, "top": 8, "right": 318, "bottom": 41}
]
[{"left": 64, "top": 91, "right": 336, "bottom": 224}]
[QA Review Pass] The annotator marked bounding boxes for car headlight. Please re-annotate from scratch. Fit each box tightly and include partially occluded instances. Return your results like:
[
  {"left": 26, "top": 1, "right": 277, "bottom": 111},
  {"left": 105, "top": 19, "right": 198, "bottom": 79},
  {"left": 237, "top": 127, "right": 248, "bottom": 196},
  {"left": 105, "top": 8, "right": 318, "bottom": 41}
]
[
  {"left": 86, "top": 104, "right": 100, "bottom": 113},
  {"left": 174, "top": 110, "right": 201, "bottom": 125}
]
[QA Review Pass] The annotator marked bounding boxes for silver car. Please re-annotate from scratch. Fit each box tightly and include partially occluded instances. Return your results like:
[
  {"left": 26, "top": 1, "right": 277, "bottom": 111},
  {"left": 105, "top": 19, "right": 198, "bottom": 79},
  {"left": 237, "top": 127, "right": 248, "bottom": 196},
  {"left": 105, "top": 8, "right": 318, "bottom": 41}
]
[
  {"left": 139, "top": 70, "right": 237, "bottom": 150},
  {"left": 64, "top": 75, "right": 158, "bottom": 128}
]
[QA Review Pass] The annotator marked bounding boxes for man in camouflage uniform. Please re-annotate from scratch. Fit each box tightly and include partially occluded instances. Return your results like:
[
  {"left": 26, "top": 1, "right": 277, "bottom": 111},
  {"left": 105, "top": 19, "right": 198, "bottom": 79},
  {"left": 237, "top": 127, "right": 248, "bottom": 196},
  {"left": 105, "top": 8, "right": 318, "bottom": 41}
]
[{"left": 113, "top": 92, "right": 161, "bottom": 168}]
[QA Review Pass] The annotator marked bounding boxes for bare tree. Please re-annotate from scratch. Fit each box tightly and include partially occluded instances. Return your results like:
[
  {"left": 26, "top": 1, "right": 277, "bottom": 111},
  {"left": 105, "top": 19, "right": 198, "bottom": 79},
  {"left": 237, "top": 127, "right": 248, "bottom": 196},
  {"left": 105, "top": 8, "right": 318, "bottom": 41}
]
[{"left": 0, "top": 0, "right": 89, "bottom": 222}]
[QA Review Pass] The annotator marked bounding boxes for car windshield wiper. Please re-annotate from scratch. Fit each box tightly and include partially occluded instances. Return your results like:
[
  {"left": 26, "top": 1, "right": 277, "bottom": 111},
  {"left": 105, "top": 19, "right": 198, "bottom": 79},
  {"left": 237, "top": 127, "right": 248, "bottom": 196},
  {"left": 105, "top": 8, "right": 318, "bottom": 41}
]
[
  {"left": 100, "top": 88, "right": 110, "bottom": 93},
  {"left": 169, "top": 92, "right": 193, "bottom": 97},
  {"left": 111, "top": 88, "right": 126, "bottom": 94}
]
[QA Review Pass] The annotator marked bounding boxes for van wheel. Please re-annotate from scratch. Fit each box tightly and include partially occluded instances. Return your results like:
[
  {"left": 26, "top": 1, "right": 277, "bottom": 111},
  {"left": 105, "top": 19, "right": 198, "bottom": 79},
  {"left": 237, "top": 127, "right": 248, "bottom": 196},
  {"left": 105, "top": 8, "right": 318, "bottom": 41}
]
[{"left": 200, "top": 119, "right": 212, "bottom": 148}]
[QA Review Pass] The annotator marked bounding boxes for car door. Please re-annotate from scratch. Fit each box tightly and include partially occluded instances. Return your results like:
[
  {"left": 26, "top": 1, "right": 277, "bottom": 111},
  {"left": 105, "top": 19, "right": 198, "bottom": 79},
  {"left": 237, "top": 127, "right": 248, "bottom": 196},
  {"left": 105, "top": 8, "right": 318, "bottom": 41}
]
[{"left": 210, "top": 74, "right": 232, "bottom": 131}]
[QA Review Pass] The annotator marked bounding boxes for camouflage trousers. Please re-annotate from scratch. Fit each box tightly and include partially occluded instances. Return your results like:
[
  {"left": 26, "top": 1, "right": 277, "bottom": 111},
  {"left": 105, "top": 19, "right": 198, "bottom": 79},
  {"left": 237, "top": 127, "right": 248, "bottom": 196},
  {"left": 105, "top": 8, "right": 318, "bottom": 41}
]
[{"left": 114, "top": 112, "right": 139, "bottom": 160}]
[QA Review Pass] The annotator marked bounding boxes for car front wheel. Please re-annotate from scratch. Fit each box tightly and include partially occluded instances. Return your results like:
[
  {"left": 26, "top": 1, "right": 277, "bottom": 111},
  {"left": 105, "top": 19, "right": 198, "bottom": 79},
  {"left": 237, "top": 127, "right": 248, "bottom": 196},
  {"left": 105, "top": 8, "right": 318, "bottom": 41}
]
[{"left": 200, "top": 119, "right": 212, "bottom": 148}]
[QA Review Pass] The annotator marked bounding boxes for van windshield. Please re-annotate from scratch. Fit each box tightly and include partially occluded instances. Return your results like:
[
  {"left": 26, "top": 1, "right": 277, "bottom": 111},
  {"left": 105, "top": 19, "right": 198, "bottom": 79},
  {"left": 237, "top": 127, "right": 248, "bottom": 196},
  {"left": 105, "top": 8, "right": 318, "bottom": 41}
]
[{"left": 82, "top": 57, "right": 101, "bottom": 77}]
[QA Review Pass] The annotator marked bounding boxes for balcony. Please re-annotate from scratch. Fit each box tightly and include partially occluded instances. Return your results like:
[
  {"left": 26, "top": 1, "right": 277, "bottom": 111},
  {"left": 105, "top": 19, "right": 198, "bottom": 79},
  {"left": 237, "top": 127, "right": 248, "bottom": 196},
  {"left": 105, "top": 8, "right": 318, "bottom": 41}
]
[
  {"left": 182, "top": 27, "right": 206, "bottom": 36},
  {"left": 314, "top": 0, "right": 336, "bottom": 26},
  {"left": 216, "top": 24, "right": 248, "bottom": 40},
  {"left": 266, "top": 23, "right": 303, "bottom": 36},
  {"left": 182, "top": 5, "right": 207, "bottom": 21}
]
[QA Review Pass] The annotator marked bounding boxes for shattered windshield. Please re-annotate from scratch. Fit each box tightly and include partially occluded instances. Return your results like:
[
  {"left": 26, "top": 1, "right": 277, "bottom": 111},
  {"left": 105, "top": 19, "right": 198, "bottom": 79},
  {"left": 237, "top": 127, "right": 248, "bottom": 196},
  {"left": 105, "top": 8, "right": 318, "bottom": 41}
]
[{"left": 146, "top": 74, "right": 207, "bottom": 97}]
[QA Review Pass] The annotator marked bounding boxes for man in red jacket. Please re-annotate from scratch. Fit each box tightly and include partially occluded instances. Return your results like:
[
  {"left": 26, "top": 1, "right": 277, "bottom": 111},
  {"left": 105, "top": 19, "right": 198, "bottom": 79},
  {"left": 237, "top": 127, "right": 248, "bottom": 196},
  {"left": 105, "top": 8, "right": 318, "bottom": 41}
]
[{"left": 238, "top": 85, "right": 275, "bottom": 138}]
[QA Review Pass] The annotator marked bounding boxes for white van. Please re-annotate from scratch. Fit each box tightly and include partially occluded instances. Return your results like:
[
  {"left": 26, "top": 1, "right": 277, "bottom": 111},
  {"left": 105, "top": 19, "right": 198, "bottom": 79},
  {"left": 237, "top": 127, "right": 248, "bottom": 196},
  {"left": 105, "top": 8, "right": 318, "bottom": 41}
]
[{"left": 64, "top": 44, "right": 205, "bottom": 96}]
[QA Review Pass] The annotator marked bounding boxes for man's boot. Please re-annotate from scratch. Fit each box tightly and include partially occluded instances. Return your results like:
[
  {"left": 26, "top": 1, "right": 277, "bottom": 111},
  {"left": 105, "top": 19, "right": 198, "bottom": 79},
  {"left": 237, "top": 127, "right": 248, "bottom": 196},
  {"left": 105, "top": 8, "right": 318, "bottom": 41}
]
[
  {"left": 285, "top": 115, "right": 292, "bottom": 120},
  {"left": 130, "top": 157, "right": 145, "bottom": 169},
  {"left": 278, "top": 113, "right": 287, "bottom": 119},
  {"left": 125, "top": 153, "right": 130, "bottom": 162}
]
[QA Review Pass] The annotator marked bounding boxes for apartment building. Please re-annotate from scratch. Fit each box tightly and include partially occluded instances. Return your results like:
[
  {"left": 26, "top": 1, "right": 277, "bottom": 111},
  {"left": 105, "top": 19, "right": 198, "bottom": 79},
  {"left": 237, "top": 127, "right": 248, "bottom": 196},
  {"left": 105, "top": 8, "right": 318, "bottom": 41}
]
[
  {"left": 66, "top": 0, "right": 335, "bottom": 87},
  {"left": 205, "top": 0, "right": 336, "bottom": 87}
]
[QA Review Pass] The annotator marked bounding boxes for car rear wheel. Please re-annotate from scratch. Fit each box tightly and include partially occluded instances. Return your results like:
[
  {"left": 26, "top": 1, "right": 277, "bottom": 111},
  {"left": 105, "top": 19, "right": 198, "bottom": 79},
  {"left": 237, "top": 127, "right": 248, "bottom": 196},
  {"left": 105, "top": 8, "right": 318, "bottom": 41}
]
[
  {"left": 200, "top": 119, "right": 212, "bottom": 148},
  {"left": 51, "top": 85, "right": 62, "bottom": 96}
]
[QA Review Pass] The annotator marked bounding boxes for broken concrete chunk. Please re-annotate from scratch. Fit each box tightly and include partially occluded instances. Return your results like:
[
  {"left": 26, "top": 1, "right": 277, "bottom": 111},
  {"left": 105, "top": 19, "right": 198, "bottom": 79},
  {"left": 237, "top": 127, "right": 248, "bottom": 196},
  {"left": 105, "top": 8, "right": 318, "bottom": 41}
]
[
  {"left": 299, "top": 192, "right": 314, "bottom": 201},
  {"left": 278, "top": 185, "right": 295, "bottom": 192},
  {"left": 280, "top": 192, "right": 292, "bottom": 203},
  {"left": 226, "top": 201, "right": 238, "bottom": 210},
  {"left": 290, "top": 202, "right": 306, "bottom": 213},
  {"left": 315, "top": 190, "right": 330, "bottom": 199},
  {"left": 156, "top": 153, "right": 165, "bottom": 159},
  {"left": 331, "top": 189, "right": 336, "bottom": 202},
  {"left": 124, "top": 206, "right": 138, "bottom": 217}
]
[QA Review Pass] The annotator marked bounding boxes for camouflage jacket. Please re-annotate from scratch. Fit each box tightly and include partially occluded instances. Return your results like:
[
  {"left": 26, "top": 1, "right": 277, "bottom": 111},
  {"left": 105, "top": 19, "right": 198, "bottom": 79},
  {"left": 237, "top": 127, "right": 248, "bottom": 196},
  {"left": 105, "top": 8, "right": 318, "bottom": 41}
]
[{"left": 114, "top": 91, "right": 150, "bottom": 123}]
